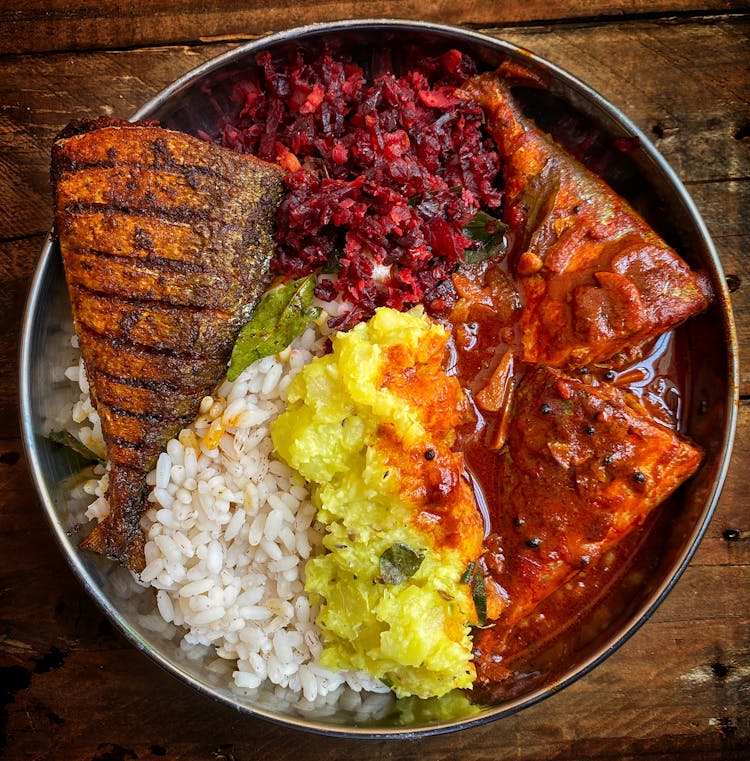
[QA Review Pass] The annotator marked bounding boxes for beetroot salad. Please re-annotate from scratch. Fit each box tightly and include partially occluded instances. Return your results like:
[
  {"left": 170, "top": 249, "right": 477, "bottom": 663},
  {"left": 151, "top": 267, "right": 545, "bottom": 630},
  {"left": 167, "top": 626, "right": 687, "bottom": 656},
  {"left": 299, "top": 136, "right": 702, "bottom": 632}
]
[{"left": 217, "top": 46, "right": 504, "bottom": 329}]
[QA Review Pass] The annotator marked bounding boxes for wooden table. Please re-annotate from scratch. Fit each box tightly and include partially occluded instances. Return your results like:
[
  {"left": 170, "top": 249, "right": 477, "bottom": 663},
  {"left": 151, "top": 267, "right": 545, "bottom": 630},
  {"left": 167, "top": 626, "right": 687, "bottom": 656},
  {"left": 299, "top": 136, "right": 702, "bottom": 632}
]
[{"left": 1, "top": 3, "right": 748, "bottom": 759}]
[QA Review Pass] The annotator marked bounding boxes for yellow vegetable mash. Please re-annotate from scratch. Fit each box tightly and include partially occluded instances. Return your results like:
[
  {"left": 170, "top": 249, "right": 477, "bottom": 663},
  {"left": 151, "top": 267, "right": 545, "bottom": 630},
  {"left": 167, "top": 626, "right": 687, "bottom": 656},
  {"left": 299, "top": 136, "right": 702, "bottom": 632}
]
[{"left": 271, "top": 307, "right": 484, "bottom": 698}]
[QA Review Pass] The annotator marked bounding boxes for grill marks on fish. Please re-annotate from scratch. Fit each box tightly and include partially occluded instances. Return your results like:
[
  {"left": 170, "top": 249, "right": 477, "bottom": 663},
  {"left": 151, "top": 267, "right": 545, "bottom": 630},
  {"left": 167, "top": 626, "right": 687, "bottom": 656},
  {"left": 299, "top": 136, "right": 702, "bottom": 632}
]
[
  {"left": 56, "top": 166, "right": 263, "bottom": 223},
  {"left": 69, "top": 286, "right": 237, "bottom": 353},
  {"left": 65, "top": 252, "right": 242, "bottom": 311},
  {"left": 58, "top": 211, "right": 264, "bottom": 294},
  {"left": 52, "top": 116, "right": 284, "bottom": 571},
  {"left": 77, "top": 327, "right": 226, "bottom": 389}
]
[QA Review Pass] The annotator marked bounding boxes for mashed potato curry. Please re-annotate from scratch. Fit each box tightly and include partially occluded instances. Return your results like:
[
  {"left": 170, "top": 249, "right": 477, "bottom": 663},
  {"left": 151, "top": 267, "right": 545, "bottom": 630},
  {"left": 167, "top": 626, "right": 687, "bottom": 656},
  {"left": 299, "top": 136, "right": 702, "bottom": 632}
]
[{"left": 272, "top": 307, "right": 484, "bottom": 698}]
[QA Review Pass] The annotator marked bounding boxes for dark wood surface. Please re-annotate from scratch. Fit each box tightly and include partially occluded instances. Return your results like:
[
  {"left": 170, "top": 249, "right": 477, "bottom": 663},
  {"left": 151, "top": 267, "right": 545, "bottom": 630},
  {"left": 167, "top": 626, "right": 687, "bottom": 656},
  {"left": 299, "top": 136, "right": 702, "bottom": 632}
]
[{"left": 1, "top": 4, "right": 748, "bottom": 759}]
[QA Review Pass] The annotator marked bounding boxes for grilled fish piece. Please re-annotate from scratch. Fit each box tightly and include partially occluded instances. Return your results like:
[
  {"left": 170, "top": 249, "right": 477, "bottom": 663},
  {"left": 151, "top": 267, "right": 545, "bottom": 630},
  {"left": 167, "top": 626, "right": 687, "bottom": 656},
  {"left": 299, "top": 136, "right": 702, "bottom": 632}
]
[
  {"left": 52, "top": 116, "right": 284, "bottom": 571},
  {"left": 459, "top": 70, "right": 710, "bottom": 369},
  {"left": 472, "top": 365, "right": 702, "bottom": 685}
]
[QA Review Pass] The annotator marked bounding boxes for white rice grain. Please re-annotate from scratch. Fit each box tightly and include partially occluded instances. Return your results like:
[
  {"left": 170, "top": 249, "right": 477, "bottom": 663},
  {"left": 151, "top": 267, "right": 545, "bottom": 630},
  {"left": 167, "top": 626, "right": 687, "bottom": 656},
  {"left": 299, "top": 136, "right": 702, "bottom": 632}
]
[
  {"left": 261, "top": 361, "right": 283, "bottom": 395},
  {"left": 263, "top": 509, "right": 284, "bottom": 541},
  {"left": 190, "top": 606, "right": 227, "bottom": 626},
  {"left": 140, "top": 558, "right": 164, "bottom": 584},
  {"left": 153, "top": 487, "right": 174, "bottom": 510},
  {"left": 156, "top": 452, "right": 171, "bottom": 489},
  {"left": 179, "top": 578, "right": 214, "bottom": 597},
  {"left": 70, "top": 319, "right": 386, "bottom": 706},
  {"left": 224, "top": 509, "right": 245, "bottom": 542},
  {"left": 156, "top": 589, "right": 175, "bottom": 623},
  {"left": 233, "top": 671, "right": 262, "bottom": 689},
  {"left": 206, "top": 540, "right": 224, "bottom": 575},
  {"left": 242, "top": 605, "right": 272, "bottom": 622},
  {"left": 260, "top": 539, "right": 283, "bottom": 562}
]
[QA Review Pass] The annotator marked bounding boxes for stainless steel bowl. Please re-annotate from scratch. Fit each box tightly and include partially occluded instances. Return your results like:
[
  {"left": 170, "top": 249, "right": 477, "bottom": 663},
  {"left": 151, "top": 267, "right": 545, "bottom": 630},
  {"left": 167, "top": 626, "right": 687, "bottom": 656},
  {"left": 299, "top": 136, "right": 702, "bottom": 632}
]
[{"left": 19, "top": 19, "right": 738, "bottom": 737}]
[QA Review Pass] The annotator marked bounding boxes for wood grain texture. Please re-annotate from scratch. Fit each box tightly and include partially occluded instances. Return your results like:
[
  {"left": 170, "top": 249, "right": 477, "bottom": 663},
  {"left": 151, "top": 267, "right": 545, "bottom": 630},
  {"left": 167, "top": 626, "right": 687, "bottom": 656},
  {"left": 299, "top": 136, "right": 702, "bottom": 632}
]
[
  {"left": 1, "top": 403, "right": 747, "bottom": 758},
  {"left": 0, "top": 236, "right": 44, "bottom": 440},
  {"left": 2, "top": 6, "right": 749, "bottom": 759},
  {"left": 0, "top": 1, "right": 742, "bottom": 54},
  {"left": 2, "top": 18, "right": 747, "bottom": 389}
]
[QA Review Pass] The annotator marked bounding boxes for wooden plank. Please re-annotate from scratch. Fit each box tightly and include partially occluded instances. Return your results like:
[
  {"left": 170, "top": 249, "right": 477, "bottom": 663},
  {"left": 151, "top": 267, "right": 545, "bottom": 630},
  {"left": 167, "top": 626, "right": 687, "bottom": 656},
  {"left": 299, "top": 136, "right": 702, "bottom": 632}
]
[
  {"left": 686, "top": 179, "right": 750, "bottom": 394},
  {"left": 2, "top": 617, "right": 747, "bottom": 759},
  {"left": 2, "top": 18, "right": 747, "bottom": 390},
  {"left": 1, "top": 406, "right": 747, "bottom": 757},
  {"left": 0, "top": 236, "right": 40, "bottom": 440},
  {"left": 2, "top": 235, "right": 45, "bottom": 435},
  {"left": 498, "top": 17, "right": 750, "bottom": 184},
  {"left": 692, "top": 394, "right": 750, "bottom": 567},
  {"left": 0, "top": 1, "right": 742, "bottom": 55},
  {"left": 687, "top": 182, "right": 749, "bottom": 258}
]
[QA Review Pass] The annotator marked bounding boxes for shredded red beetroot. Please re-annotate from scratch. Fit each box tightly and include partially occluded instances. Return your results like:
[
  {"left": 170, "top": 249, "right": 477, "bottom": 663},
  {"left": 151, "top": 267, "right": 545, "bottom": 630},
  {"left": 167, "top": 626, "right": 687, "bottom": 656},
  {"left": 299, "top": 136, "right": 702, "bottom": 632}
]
[{"left": 218, "top": 47, "right": 502, "bottom": 329}]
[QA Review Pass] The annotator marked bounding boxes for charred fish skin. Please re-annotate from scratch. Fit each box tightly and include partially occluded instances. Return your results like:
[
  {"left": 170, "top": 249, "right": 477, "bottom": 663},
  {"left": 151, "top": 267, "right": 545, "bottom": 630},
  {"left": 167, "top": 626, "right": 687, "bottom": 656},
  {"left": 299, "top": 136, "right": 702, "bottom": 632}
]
[
  {"left": 51, "top": 116, "right": 285, "bottom": 571},
  {"left": 459, "top": 69, "right": 710, "bottom": 369}
]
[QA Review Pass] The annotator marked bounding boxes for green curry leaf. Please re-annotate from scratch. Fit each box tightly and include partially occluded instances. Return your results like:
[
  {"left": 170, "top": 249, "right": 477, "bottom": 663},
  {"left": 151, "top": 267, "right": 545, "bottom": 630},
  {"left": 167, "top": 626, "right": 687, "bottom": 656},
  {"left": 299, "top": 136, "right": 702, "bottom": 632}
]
[
  {"left": 228, "top": 275, "right": 321, "bottom": 382},
  {"left": 470, "top": 568, "right": 487, "bottom": 626},
  {"left": 464, "top": 211, "right": 508, "bottom": 264},
  {"left": 460, "top": 561, "right": 476, "bottom": 585},
  {"left": 461, "top": 561, "right": 487, "bottom": 626},
  {"left": 464, "top": 211, "right": 505, "bottom": 243},
  {"left": 379, "top": 542, "right": 425, "bottom": 585},
  {"left": 519, "top": 163, "right": 561, "bottom": 254},
  {"left": 48, "top": 429, "right": 105, "bottom": 465}
]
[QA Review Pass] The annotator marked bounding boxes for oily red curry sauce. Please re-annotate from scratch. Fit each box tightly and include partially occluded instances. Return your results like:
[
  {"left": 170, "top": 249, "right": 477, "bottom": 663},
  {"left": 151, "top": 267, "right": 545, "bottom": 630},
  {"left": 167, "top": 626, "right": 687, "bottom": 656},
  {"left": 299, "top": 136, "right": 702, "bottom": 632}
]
[{"left": 442, "top": 255, "right": 692, "bottom": 700}]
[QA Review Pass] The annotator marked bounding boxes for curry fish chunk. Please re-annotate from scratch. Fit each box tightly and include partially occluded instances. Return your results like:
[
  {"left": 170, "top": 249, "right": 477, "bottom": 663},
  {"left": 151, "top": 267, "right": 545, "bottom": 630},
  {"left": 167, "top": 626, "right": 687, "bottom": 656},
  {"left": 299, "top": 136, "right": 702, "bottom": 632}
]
[
  {"left": 473, "top": 365, "right": 702, "bottom": 686},
  {"left": 459, "top": 71, "right": 710, "bottom": 369},
  {"left": 51, "top": 116, "right": 284, "bottom": 571}
]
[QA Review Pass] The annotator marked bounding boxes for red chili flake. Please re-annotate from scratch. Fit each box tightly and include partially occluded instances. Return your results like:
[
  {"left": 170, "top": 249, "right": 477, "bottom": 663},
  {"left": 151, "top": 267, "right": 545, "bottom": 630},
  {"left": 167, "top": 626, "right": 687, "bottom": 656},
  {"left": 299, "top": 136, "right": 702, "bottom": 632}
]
[{"left": 217, "top": 46, "right": 503, "bottom": 328}]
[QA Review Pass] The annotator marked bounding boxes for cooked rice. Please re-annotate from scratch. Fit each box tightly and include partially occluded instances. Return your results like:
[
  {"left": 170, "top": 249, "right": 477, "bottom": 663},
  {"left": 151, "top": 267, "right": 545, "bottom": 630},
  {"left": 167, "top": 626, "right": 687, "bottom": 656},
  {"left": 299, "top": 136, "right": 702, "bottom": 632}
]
[{"left": 67, "top": 319, "right": 390, "bottom": 704}]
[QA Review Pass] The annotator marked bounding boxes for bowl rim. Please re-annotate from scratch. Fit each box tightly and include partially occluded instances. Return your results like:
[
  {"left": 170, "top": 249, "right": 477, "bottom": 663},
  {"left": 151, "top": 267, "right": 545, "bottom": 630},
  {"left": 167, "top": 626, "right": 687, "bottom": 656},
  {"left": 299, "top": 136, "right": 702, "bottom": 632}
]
[{"left": 19, "top": 18, "right": 740, "bottom": 738}]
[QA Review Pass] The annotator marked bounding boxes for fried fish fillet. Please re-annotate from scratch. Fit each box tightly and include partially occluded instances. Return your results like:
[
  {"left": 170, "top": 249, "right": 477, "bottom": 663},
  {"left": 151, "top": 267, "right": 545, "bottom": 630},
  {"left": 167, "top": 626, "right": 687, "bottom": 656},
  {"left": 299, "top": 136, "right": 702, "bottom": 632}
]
[
  {"left": 459, "top": 70, "right": 710, "bottom": 369},
  {"left": 52, "top": 116, "right": 285, "bottom": 571}
]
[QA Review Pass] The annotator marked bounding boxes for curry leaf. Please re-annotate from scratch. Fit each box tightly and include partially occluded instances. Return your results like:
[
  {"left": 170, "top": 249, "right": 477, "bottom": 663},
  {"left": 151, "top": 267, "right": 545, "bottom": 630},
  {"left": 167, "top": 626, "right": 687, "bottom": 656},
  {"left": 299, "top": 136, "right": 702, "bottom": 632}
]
[
  {"left": 519, "top": 163, "right": 561, "bottom": 254},
  {"left": 464, "top": 235, "right": 507, "bottom": 264},
  {"left": 228, "top": 275, "right": 321, "bottom": 382},
  {"left": 48, "top": 429, "right": 105, "bottom": 465},
  {"left": 379, "top": 542, "right": 425, "bottom": 585},
  {"left": 461, "top": 562, "right": 487, "bottom": 626},
  {"left": 464, "top": 211, "right": 508, "bottom": 264},
  {"left": 460, "top": 561, "right": 476, "bottom": 585},
  {"left": 464, "top": 211, "right": 505, "bottom": 243},
  {"left": 470, "top": 568, "right": 487, "bottom": 626}
]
